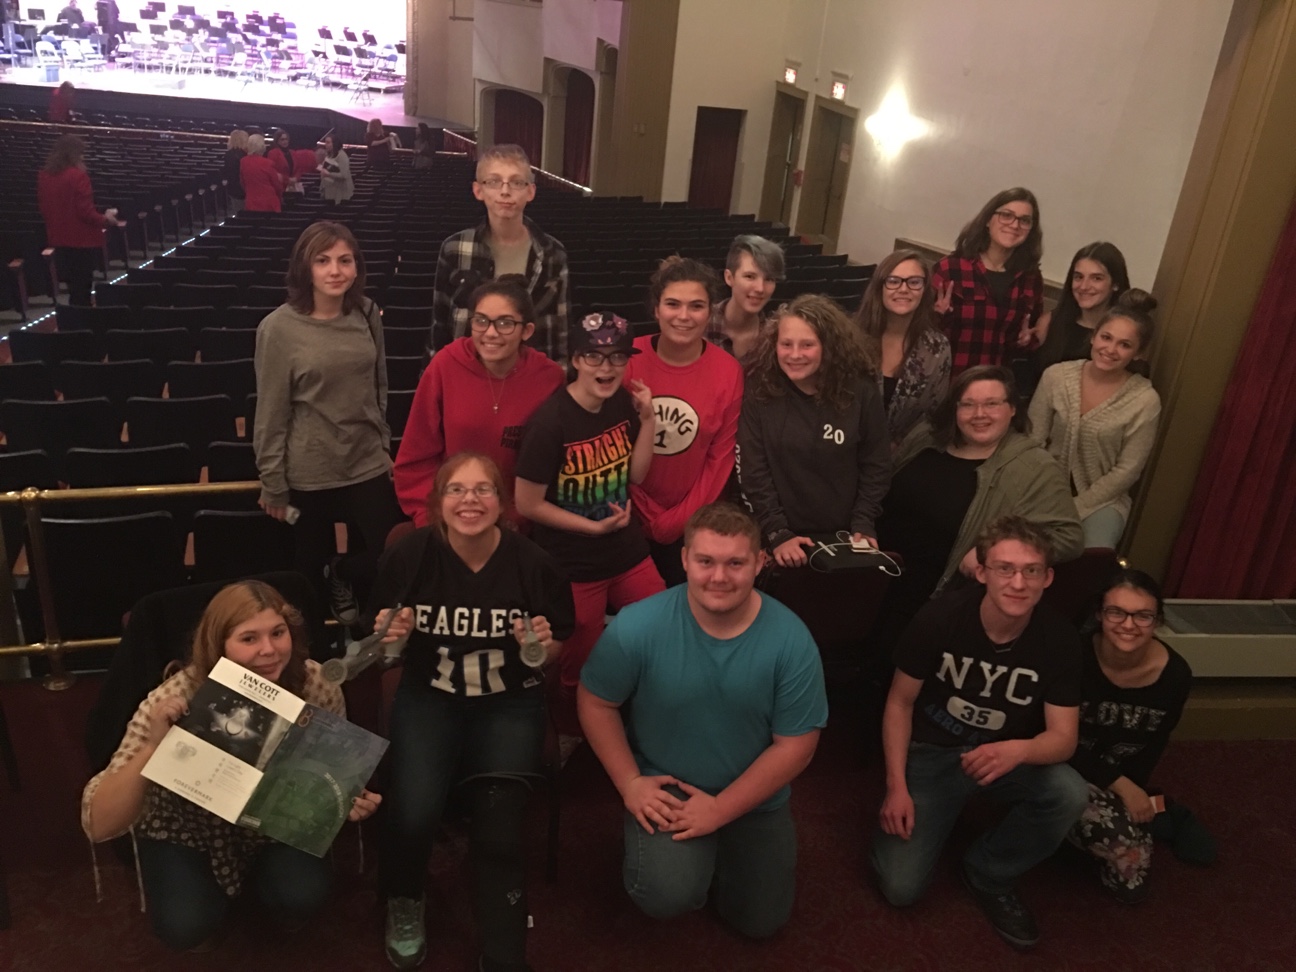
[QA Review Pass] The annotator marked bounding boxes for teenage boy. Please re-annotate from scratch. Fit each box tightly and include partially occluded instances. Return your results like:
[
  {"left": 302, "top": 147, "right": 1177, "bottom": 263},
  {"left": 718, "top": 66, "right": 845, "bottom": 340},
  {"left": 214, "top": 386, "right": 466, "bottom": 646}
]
[
  {"left": 579, "top": 502, "right": 827, "bottom": 939},
  {"left": 871, "top": 514, "right": 1088, "bottom": 949},
  {"left": 432, "top": 143, "right": 570, "bottom": 362},
  {"left": 706, "top": 234, "right": 785, "bottom": 363}
]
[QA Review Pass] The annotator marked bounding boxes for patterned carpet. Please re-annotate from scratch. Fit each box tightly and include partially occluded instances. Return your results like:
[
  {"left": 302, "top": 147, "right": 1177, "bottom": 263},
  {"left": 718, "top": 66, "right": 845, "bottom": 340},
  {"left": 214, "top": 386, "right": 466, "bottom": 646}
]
[{"left": 1, "top": 676, "right": 1293, "bottom": 971}]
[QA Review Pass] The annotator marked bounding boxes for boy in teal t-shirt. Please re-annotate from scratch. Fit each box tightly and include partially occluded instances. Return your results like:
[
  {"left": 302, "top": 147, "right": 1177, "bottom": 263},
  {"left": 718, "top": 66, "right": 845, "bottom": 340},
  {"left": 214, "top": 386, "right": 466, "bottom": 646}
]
[{"left": 579, "top": 502, "right": 828, "bottom": 939}]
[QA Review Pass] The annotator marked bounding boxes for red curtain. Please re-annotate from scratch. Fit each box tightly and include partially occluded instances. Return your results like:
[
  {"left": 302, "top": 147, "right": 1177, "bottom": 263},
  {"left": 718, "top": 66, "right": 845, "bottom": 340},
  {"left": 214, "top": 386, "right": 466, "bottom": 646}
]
[
  {"left": 1164, "top": 197, "right": 1296, "bottom": 598},
  {"left": 492, "top": 89, "right": 544, "bottom": 166},
  {"left": 562, "top": 70, "right": 595, "bottom": 187},
  {"left": 687, "top": 107, "right": 744, "bottom": 211}
]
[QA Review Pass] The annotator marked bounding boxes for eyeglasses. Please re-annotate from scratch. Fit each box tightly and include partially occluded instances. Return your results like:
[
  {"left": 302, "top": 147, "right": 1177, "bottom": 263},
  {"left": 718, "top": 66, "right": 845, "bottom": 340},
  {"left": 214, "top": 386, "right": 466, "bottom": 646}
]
[
  {"left": 575, "top": 350, "right": 630, "bottom": 367},
  {"left": 443, "top": 483, "right": 499, "bottom": 499},
  {"left": 478, "top": 177, "right": 532, "bottom": 192},
  {"left": 1101, "top": 606, "right": 1159, "bottom": 627},
  {"left": 993, "top": 209, "right": 1034, "bottom": 229},
  {"left": 985, "top": 562, "right": 1048, "bottom": 581},
  {"left": 470, "top": 314, "right": 523, "bottom": 335},
  {"left": 956, "top": 398, "right": 1010, "bottom": 412},
  {"left": 883, "top": 275, "right": 926, "bottom": 291}
]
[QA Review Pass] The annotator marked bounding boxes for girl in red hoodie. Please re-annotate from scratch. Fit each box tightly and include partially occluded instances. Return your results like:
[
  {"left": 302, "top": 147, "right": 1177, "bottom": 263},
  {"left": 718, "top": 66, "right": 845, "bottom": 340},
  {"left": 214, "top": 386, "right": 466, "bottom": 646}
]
[{"left": 394, "top": 277, "right": 564, "bottom": 525}]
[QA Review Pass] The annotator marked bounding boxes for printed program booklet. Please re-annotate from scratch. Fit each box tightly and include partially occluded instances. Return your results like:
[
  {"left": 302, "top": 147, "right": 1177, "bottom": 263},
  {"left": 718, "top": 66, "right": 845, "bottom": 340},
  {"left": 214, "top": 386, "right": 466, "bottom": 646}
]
[{"left": 141, "top": 657, "right": 388, "bottom": 857}]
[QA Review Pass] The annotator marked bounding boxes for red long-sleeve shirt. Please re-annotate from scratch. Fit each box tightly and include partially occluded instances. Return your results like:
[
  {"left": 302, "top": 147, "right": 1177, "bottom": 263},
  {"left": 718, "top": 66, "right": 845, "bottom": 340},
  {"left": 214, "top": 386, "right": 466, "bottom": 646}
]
[{"left": 38, "top": 166, "right": 104, "bottom": 249}]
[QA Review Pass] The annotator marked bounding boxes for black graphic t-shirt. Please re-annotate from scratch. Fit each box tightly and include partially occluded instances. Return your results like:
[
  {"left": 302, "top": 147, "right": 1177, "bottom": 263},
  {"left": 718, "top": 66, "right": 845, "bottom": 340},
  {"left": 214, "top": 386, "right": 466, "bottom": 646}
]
[
  {"left": 895, "top": 585, "right": 1082, "bottom": 747},
  {"left": 515, "top": 386, "right": 649, "bottom": 582},
  {"left": 370, "top": 527, "right": 576, "bottom": 696}
]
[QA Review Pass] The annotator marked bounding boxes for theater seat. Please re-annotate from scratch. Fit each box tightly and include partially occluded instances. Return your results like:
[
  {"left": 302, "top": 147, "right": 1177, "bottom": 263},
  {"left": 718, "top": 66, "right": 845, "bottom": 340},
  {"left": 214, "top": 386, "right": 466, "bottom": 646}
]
[
  {"left": 0, "top": 398, "right": 121, "bottom": 478},
  {"left": 192, "top": 510, "right": 295, "bottom": 583},
  {"left": 0, "top": 361, "right": 56, "bottom": 402},
  {"left": 58, "top": 360, "right": 165, "bottom": 421},
  {"left": 125, "top": 395, "right": 239, "bottom": 463}
]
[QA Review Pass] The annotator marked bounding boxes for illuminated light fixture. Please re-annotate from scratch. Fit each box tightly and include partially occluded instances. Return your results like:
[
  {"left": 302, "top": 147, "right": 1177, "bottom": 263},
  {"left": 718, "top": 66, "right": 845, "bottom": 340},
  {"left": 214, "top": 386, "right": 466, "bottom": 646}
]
[
  {"left": 831, "top": 80, "right": 847, "bottom": 101},
  {"left": 784, "top": 66, "right": 798, "bottom": 85},
  {"left": 864, "top": 86, "right": 931, "bottom": 160}
]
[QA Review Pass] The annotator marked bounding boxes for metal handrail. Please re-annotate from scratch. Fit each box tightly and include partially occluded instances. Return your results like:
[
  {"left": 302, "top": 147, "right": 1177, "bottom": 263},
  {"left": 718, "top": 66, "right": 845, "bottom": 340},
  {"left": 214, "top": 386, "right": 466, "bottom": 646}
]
[{"left": 0, "top": 480, "right": 260, "bottom": 689}]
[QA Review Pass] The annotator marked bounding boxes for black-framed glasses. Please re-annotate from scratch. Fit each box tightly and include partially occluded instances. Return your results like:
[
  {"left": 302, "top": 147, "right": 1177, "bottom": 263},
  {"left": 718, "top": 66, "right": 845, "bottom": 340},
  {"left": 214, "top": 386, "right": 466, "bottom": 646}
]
[
  {"left": 883, "top": 275, "right": 925, "bottom": 291},
  {"left": 470, "top": 314, "right": 523, "bottom": 335},
  {"left": 956, "top": 398, "right": 1010, "bottom": 412},
  {"left": 477, "top": 177, "right": 532, "bottom": 192},
  {"left": 993, "top": 209, "right": 1034, "bottom": 228},
  {"left": 1101, "top": 606, "right": 1159, "bottom": 627},
  {"left": 984, "top": 562, "right": 1048, "bottom": 581},
  {"left": 575, "top": 350, "right": 630, "bottom": 367},
  {"left": 443, "top": 483, "right": 499, "bottom": 499}
]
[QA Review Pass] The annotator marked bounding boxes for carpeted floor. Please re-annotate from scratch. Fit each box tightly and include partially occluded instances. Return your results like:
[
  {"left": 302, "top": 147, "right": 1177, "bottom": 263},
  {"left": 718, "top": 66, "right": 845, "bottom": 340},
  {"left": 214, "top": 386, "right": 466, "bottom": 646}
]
[{"left": 1, "top": 675, "right": 1293, "bottom": 971}]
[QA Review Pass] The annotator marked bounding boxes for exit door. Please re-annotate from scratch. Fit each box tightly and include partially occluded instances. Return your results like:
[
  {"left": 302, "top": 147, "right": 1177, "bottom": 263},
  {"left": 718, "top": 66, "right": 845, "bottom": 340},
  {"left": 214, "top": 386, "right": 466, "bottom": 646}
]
[{"left": 796, "top": 100, "right": 856, "bottom": 250}]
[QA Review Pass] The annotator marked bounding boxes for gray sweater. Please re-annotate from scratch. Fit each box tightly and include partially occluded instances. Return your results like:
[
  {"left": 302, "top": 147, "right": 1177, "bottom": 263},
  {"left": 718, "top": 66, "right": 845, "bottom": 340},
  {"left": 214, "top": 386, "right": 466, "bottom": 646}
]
[{"left": 253, "top": 301, "right": 391, "bottom": 506}]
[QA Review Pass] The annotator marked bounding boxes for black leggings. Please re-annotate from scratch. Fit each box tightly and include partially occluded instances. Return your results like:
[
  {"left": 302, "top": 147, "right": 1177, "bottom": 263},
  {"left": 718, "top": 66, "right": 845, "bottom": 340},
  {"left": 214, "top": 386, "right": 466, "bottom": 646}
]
[
  {"left": 290, "top": 471, "right": 404, "bottom": 607},
  {"left": 57, "top": 246, "right": 99, "bottom": 306}
]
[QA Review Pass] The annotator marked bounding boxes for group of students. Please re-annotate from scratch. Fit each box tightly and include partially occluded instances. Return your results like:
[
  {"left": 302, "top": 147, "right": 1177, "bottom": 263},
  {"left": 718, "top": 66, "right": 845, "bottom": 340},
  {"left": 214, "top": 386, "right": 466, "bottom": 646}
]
[{"left": 76, "top": 143, "right": 1207, "bottom": 969}]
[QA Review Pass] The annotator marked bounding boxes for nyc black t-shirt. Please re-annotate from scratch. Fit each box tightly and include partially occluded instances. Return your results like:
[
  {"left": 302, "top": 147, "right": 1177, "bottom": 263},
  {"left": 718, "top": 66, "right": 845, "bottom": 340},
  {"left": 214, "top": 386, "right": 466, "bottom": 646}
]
[
  {"left": 370, "top": 527, "right": 576, "bottom": 697},
  {"left": 895, "top": 585, "right": 1082, "bottom": 747},
  {"left": 515, "top": 386, "right": 649, "bottom": 582}
]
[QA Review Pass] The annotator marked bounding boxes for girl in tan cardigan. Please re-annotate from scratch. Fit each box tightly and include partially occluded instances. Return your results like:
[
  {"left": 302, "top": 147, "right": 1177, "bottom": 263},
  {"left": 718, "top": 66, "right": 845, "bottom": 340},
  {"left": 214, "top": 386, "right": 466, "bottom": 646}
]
[{"left": 1028, "top": 291, "right": 1162, "bottom": 548}]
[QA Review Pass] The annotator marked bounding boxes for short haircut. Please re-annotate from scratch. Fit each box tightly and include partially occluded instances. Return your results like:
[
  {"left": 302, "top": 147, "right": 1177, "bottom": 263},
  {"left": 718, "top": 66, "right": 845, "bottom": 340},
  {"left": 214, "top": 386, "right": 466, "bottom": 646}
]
[
  {"left": 476, "top": 143, "right": 533, "bottom": 180},
  {"left": 975, "top": 514, "right": 1055, "bottom": 566},
  {"left": 927, "top": 364, "right": 1030, "bottom": 448},
  {"left": 469, "top": 274, "right": 536, "bottom": 324},
  {"left": 726, "top": 234, "right": 785, "bottom": 280},
  {"left": 246, "top": 134, "right": 266, "bottom": 156},
  {"left": 683, "top": 502, "right": 761, "bottom": 554},
  {"left": 425, "top": 452, "right": 513, "bottom": 535},
  {"left": 648, "top": 255, "right": 719, "bottom": 310},
  {"left": 285, "top": 221, "right": 368, "bottom": 316}
]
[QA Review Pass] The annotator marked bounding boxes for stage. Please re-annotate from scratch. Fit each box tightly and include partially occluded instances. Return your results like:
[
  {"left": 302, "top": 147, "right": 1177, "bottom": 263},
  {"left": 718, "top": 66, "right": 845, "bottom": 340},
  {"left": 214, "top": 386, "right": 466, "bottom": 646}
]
[{"left": 0, "top": 61, "right": 470, "bottom": 135}]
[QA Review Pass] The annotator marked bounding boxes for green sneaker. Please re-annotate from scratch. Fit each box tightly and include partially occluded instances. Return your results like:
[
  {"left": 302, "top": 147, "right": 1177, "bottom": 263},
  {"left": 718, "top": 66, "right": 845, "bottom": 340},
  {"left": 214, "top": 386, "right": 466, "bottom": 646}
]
[{"left": 385, "top": 895, "right": 427, "bottom": 970}]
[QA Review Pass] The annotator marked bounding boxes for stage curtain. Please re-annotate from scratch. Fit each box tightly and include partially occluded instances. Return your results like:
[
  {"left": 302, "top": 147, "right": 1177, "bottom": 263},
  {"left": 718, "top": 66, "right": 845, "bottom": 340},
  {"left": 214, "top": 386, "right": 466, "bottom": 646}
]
[
  {"left": 562, "top": 70, "right": 594, "bottom": 187},
  {"left": 1164, "top": 196, "right": 1296, "bottom": 598},
  {"left": 493, "top": 89, "right": 544, "bottom": 167},
  {"left": 687, "top": 107, "right": 743, "bottom": 211}
]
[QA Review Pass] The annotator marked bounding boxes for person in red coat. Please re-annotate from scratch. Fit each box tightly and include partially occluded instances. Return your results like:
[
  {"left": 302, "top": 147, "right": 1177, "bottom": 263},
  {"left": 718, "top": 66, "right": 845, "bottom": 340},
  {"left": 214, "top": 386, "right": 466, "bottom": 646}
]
[
  {"left": 48, "top": 81, "right": 75, "bottom": 123},
  {"left": 37, "top": 133, "right": 115, "bottom": 306},
  {"left": 240, "top": 134, "right": 284, "bottom": 213}
]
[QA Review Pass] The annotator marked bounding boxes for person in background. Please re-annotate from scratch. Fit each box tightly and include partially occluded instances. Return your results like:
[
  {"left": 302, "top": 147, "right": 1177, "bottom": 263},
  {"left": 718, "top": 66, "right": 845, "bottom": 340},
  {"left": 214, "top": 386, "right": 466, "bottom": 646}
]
[
  {"left": 514, "top": 314, "right": 663, "bottom": 735},
  {"left": 854, "top": 248, "right": 951, "bottom": 447},
  {"left": 364, "top": 118, "right": 398, "bottom": 171},
  {"left": 253, "top": 221, "right": 403, "bottom": 626},
  {"left": 268, "top": 129, "right": 302, "bottom": 194},
  {"left": 81, "top": 580, "right": 380, "bottom": 951},
  {"left": 1029, "top": 291, "right": 1161, "bottom": 548},
  {"left": 738, "top": 294, "right": 890, "bottom": 568},
  {"left": 624, "top": 257, "right": 744, "bottom": 586},
  {"left": 37, "top": 133, "right": 117, "bottom": 307},
  {"left": 1033, "top": 242, "right": 1131, "bottom": 374},
  {"left": 872, "top": 516, "right": 1088, "bottom": 950},
  {"left": 1068, "top": 568, "right": 1193, "bottom": 903},
  {"left": 707, "top": 234, "right": 785, "bottom": 364},
  {"left": 370, "top": 453, "right": 575, "bottom": 972},
  {"left": 579, "top": 502, "right": 827, "bottom": 939},
  {"left": 57, "top": 0, "right": 84, "bottom": 23},
  {"left": 48, "top": 81, "right": 75, "bottom": 122},
  {"left": 394, "top": 277, "right": 564, "bottom": 526},
  {"left": 932, "top": 188, "right": 1045, "bottom": 374},
  {"left": 317, "top": 133, "right": 353, "bottom": 205},
  {"left": 223, "top": 129, "right": 247, "bottom": 214},
  {"left": 240, "top": 134, "right": 284, "bottom": 213},
  {"left": 412, "top": 122, "right": 436, "bottom": 170},
  {"left": 432, "top": 143, "right": 570, "bottom": 363}
]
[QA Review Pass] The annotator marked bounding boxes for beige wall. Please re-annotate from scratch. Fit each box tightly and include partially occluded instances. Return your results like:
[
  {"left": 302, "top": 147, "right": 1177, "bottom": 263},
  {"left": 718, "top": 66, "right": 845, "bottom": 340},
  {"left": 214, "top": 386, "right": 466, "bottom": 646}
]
[{"left": 406, "top": 0, "right": 476, "bottom": 127}]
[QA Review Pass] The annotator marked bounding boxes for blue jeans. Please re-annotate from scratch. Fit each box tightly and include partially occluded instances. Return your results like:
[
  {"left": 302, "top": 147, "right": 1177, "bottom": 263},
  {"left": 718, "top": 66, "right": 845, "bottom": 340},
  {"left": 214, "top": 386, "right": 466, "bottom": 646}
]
[
  {"left": 870, "top": 742, "right": 1088, "bottom": 905},
  {"left": 137, "top": 838, "right": 332, "bottom": 950},
  {"left": 380, "top": 678, "right": 545, "bottom": 966},
  {"left": 623, "top": 798, "right": 797, "bottom": 939},
  {"left": 1081, "top": 507, "right": 1127, "bottom": 548}
]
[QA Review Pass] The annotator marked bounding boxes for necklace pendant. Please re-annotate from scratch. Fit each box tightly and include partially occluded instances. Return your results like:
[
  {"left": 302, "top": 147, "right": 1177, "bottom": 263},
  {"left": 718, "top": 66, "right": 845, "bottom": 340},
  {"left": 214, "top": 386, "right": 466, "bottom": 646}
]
[{"left": 492, "top": 403, "right": 499, "bottom": 413}]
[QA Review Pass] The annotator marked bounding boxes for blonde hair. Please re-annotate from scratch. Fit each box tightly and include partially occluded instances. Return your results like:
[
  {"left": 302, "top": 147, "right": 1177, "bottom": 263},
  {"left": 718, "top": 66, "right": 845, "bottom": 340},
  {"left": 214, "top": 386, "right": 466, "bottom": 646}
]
[
  {"left": 476, "top": 143, "right": 533, "bottom": 181},
  {"left": 227, "top": 129, "right": 248, "bottom": 152},
  {"left": 246, "top": 134, "right": 266, "bottom": 156},
  {"left": 185, "top": 581, "right": 309, "bottom": 695}
]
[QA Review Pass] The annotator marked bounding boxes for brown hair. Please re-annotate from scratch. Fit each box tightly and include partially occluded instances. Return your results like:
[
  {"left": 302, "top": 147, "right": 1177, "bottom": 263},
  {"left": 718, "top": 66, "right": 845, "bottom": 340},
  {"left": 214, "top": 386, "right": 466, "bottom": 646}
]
[
  {"left": 185, "top": 581, "right": 309, "bottom": 695},
  {"left": 42, "top": 133, "right": 86, "bottom": 175},
  {"left": 1099, "top": 288, "right": 1158, "bottom": 353},
  {"left": 854, "top": 248, "right": 942, "bottom": 360},
  {"left": 927, "top": 364, "right": 1030, "bottom": 448},
  {"left": 285, "top": 221, "right": 368, "bottom": 316},
  {"left": 469, "top": 274, "right": 536, "bottom": 325},
  {"left": 425, "top": 452, "right": 514, "bottom": 536},
  {"left": 365, "top": 118, "right": 385, "bottom": 138},
  {"left": 746, "top": 294, "right": 877, "bottom": 411},
  {"left": 954, "top": 187, "right": 1043, "bottom": 274},
  {"left": 683, "top": 501, "right": 761, "bottom": 554},
  {"left": 975, "top": 514, "right": 1056, "bottom": 567},
  {"left": 647, "top": 255, "right": 720, "bottom": 311}
]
